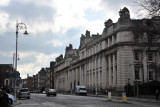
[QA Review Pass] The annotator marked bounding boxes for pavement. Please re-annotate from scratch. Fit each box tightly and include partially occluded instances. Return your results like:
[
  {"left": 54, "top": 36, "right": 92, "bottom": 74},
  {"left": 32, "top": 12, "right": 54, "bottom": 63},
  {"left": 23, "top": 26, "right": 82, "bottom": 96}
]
[{"left": 87, "top": 94, "right": 160, "bottom": 104}]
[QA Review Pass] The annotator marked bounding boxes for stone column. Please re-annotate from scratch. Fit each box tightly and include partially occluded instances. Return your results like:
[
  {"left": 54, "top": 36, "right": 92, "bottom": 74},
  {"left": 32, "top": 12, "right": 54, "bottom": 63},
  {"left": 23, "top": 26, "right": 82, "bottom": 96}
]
[
  {"left": 75, "top": 68, "right": 77, "bottom": 86},
  {"left": 98, "top": 70, "right": 100, "bottom": 86},
  {"left": 73, "top": 69, "right": 75, "bottom": 89},
  {"left": 108, "top": 38, "right": 110, "bottom": 47},
  {"left": 78, "top": 67, "right": 80, "bottom": 85},
  {"left": 113, "top": 53, "right": 116, "bottom": 86},
  {"left": 112, "top": 35, "right": 114, "bottom": 44},
  {"left": 89, "top": 61, "right": 90, "bottom": 88},
  {"left": 143, "top": 50, "right": 147, "bottom": 82},
  {"left": 92, "top": 70, "right": 93, "bottom": 88},
  {"left": 71, "top": 70, "right": 73, "bottom": 94},
  {"left": 68, "top": 71, "right": 70, "bottom": 90},
  {"left": 101, "top": 55, "right": 107, "bottom": 89},
  {"left": 80, "top": 65, "right": 82, "bottom": 85},
  {"left": 82, "top": 65, "right": 83, "bottom": 85},
  {"left": 95, "top": 58, "right": 97, "bottom": 86},
  {"left": 109, "top": 55, "right": 112, "bottom": 86}
]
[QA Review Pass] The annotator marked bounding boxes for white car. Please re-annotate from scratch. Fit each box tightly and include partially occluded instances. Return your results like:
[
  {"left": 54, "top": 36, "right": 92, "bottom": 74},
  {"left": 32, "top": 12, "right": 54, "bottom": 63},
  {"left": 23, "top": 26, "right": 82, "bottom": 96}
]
[
  {"left": 17, "top": 88, "right": 30, "bottom": 99},
  {"left": 75, "top": 86, "right": 87, "bottom": 96},
  {"left": 0, "top": 89, "right": 16, "bottom": 106},
  {"left": 7, "top": 93, "right": 16, "bottom": 105}
]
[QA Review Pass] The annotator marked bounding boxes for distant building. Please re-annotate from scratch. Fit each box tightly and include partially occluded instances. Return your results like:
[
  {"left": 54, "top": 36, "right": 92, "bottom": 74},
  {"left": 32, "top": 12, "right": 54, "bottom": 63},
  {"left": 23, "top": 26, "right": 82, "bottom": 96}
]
[
  {"left": 26, "top": 74, "right": 33, "bottom": 91},
  {"left": 32, "top": 74, "right": 38, "bottom": 92},
  {"left": 50, "top": 61, "right": 55, "bottom": 89},
  {"left": 51, "top": 7, "right": 160, "bottom": 95},
  {"left": 38, "top": 68, "right": 49, "bottom": 92},
  {"left": 20, "top": 79, "right": 27, "bottom": 88}
]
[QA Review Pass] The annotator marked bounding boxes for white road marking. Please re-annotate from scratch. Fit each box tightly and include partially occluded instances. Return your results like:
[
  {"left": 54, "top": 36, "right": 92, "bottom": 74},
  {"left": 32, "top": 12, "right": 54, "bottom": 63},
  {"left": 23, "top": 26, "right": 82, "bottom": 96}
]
[{"left": 20, "top": 103, "right": 39, "bottom": 105}]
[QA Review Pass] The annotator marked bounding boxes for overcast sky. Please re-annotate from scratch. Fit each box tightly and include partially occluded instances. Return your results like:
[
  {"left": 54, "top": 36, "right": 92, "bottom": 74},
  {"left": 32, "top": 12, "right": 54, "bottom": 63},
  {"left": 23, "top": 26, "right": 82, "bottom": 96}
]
[{"left": 0, "top": 0, "right": 140, "bottom": 79}]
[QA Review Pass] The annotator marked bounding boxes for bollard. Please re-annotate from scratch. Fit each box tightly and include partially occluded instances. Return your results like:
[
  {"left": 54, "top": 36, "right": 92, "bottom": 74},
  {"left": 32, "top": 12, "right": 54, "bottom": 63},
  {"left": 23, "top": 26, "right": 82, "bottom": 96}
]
[
  {"left": 122, "top": 92, "right": 127, "bottom": 101},
  {"left": 108, "top": 92, "right": 111, "bottom": 100}
]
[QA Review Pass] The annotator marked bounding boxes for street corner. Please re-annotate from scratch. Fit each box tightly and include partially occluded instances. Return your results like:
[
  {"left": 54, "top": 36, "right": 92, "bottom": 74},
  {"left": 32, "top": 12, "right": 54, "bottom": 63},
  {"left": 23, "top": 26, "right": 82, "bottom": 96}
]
[
  {"left": 118, "top": 100, "right": 132, "bottom": 104},
  {"left": 112, "top": 99, "right": 121, "bottom": 103},
  {"left": 104, "top": 99, "right": 132, "bottom": 104},
  {"left": 104, "top": 98, "right": 112, "bottom": 102},
  {"left": 104, "top": 99, "right": 117, "bottom": 103},
  {"left": 15, "top": 99, "right": 25, "bottom": 105},
  {"left": 15, "top": 99, "right": 20, "bottom": 105}
]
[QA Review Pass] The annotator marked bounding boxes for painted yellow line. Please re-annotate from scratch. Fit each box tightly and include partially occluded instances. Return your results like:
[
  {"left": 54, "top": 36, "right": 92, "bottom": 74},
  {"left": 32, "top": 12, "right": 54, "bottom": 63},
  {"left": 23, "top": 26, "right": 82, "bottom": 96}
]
[
  {"left": 48, "top": 104, "right": 56, "bottom": 107},
  {"left": 19, "top": 100, "right": 25, "bottom": 104}
]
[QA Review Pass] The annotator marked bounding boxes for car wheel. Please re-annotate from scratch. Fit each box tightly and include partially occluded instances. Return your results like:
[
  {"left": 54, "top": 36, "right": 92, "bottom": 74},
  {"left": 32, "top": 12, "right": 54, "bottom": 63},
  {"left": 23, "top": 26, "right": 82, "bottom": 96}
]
[
  {"left": 27, "top": 97, "right": 30, "bottom": 99},
  {"left": 8, "top": 98, "right": 13, "bottom": 105}
]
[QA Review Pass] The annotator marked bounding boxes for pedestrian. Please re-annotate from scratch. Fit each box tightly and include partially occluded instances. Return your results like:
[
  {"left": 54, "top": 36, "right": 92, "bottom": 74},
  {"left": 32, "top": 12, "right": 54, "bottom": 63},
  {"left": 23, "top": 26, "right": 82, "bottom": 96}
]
[
  {"left": 155, "top": 90, "right": 159, "bottom": 101},
  {"left": 0, "top": 87, "right": 9, "bottom": 107}
]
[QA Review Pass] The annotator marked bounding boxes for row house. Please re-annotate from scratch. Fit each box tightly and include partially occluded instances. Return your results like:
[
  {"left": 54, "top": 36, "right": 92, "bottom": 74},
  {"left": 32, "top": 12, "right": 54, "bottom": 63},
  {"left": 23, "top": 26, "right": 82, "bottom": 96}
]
[
  {"left": 32, "top": 74, "right": 38, "bottom": 92},
  {"left": 19, "top": 74, "right": 38, "bottom": 92},
  {"left": 26, "top": 74, "right": 33, "bottom": 91},
  {"left": 0, "top": 64, "right": 21, "bottom": 93},
  {"left": 20, "top": 79, "right": 27, "bottom": 88},
  {"left": 51, "top": 7, "right": 160, "bottom": 95},
  {"left": 0, "top": 64, "right": 14, "bottom": 91}
]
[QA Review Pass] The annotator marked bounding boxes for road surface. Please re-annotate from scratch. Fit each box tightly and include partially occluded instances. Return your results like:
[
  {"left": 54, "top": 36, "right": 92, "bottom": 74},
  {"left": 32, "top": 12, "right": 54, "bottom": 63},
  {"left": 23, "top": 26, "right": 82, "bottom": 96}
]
[{"left": 13, "top": 93, "right": 160, "bottom": 107}]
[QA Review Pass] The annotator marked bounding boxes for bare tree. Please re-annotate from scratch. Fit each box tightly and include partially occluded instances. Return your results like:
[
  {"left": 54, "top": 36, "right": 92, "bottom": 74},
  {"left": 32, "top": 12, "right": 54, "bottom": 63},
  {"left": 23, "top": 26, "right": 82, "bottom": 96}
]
[{"left": 135, "top": 0, "right": 160, "bottom": 17}]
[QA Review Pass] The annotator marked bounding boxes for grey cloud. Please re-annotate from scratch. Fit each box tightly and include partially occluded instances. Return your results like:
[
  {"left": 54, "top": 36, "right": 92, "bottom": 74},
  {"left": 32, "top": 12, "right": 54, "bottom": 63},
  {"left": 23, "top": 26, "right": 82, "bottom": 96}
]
[
  {"left": 0, "top": 32, "right": 15, "bottom": 52},
  {"left": 18, "top": 54, "right": 36, "bottom": 65},
  {"left": 101, "top": 0, "right": 133, "bottom": 6},
  {"left": 0, "top": 54, "right": 12, "bottom": 64},
  {"left": 0, "top": 27, "right": 81, "bottom": 62},
  {"left": 0, "top": 0, "right": 56, "bottom": 22},
  {"left": 100, "top": 0, "right": 134, "bottom": 12}
]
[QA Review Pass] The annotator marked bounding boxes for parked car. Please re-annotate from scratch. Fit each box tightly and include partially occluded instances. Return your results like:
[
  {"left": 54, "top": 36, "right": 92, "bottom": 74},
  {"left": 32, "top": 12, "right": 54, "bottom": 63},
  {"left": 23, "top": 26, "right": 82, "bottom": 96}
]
[
  {"left": 8, "top": 93, "right": 16, "bottom": 105},
  {"left": 46, "top": 89, "right": 57, "bottom": 96},
  {"left": 17, "top": 88, "right": 30, "bottom": 99},
  {"left": 75, "top": 86, "right": 87, "bottom": 96},
  {"left": 0, "top": 89, "right": 16, "bottom": 106}
]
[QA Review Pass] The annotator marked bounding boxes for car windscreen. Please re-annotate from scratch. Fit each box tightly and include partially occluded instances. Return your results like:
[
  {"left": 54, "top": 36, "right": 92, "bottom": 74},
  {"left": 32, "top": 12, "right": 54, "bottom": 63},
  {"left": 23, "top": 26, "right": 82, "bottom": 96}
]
[
  {"left": 20, "top": 89, "right": 29, "bottom": 92},
  {"left": 79, "top": 88, "right": 86, "bottom": 90},
  {"left": 49, "top": 89, "right": 55, "bottom": 91}
]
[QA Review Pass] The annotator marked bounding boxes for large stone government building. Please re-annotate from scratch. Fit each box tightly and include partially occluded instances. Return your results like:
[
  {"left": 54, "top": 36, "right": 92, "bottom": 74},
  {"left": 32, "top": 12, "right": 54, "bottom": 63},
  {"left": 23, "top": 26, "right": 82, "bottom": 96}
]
[{"left": 51, "top": 7, "right": 160, "bottom": 95}]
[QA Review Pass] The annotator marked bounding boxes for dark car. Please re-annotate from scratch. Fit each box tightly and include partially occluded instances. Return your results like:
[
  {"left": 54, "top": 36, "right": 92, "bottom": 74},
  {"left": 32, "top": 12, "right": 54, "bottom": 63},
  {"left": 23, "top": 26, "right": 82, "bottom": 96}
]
[{"left": 46, "top": 89, "right": 57, "bottom": 96}]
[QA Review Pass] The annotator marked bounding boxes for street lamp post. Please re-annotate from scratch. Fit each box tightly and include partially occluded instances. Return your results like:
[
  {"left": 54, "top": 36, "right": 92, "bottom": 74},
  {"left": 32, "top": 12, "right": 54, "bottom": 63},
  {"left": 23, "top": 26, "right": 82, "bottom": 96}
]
[{"left": 14, "top": 21, "right": 28, "bottom": 99}]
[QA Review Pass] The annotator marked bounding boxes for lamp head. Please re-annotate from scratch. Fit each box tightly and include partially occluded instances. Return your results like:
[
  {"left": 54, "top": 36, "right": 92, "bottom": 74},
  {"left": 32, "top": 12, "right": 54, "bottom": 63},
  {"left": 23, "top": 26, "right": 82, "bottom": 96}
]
[{"left": 24, "top": 31, "right": 28, "bottom": 35}]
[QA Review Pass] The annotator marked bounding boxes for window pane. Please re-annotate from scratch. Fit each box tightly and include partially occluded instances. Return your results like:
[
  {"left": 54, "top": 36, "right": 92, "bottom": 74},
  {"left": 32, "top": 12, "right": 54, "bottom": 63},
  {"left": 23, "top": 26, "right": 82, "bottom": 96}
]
[
  {"left": 135, "top": 51, "right": 139, "bottom": 60},
  {"left": 135, "top": 67, "right": 140, "bottom": 80},
  {"left": 148, "top": 52, "right": 153, "bottom": 61},
  {"left": 6, "top": 80, "right": 8, "bottom": 85},
  {"left": 149, "top": 71, "right": 153, "bottom": 80}
]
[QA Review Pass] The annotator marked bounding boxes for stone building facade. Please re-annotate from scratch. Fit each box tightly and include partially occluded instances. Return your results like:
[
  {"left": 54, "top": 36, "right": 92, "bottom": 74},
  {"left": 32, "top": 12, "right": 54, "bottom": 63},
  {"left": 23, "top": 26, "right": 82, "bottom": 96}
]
[
  {"left": 51, "top": 7, "right": 160, "bottom": 94},
  {"left": 37, "top": 67, "right": 50, "bottom": 92}
]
